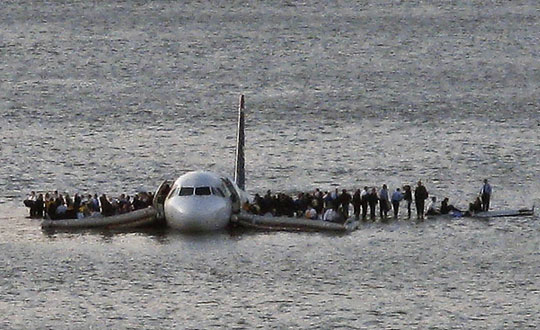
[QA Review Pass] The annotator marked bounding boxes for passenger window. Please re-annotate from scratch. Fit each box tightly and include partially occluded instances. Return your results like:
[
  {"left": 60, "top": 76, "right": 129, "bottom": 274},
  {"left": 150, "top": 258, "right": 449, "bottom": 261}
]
[
  {"left": 195, "top": 187, "right": 211, "bottom": 196},
  {"left": 179, "top": 187, "right": 194, "bottom": 196},
  {"left": 212, "top": 187, "right": 225, "bottom": 197}
]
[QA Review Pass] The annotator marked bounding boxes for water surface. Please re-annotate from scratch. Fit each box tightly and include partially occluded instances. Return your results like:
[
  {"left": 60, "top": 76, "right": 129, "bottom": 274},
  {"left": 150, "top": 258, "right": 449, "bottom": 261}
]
[{"left": 1, "top": 1, "right": 539, "bottom": 328}]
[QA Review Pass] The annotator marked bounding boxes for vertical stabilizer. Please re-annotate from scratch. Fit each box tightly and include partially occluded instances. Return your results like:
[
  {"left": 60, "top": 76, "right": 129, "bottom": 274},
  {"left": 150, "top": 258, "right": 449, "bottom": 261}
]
[{"left": 234, "top": 95, "right": 246, "bottom": 190}]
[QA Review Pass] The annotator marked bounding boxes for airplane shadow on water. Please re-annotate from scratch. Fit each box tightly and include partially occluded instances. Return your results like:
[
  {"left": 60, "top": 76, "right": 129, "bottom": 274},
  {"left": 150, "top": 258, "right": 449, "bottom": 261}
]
[
  {"left": 39, "top": 221, "right": 356, "bottom": 243},
  {"left": 40, "top": 224, "right": 231, "bottom": 244}
]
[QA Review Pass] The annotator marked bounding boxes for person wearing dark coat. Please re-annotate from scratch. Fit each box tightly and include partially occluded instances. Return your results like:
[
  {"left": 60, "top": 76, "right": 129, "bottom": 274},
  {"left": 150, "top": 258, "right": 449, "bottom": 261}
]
[
  {"left": 352, "top": 189, "right": 362, "bottom": 220},
  {"left": 261, "top": 190, "right": 274, "bottom": 215},
  {"left": 440, "top": 198, "right": 461, "bottom": 214},
  {"left": 367, "top": 187, "right": 378, "bottom": 220},
  {"left": 403, "top": 185, "right": 413, "bottom": 219},
  {"left": 469, "top": 197, "right": 483, "bottom": 214},
  {"left": 480, "top": 179, "right": 492, "bottom": 211},
  {"left": 73, "top": 193, "right": 81, "bottom": 211},
  {"left": 99, "top": 194, "right": 115, "bottom": 217},
  {"left": 25, "top": 191, "right": 37, "bottom": 217},
  {"left": 338, "top": 189, "right": 352, "bottom": 219},
  {"left": 414, "top": 181, "right": 429, "bottom": 220},
  {"left": 314, "top": 189, "right": 324, "bottom": 215},
  {"left": 47, "top": 198, "right": 58, "bottom": 219},
  {"left": 34, "top": 194, "right": 44, "bottom": 218},
  {"left": 378, "top": 184, "right": 390, "bottom": 220},
  {"left": 132, "top": 195, "right": 146, "bottom": 210},
  {"left": 294, "top": 193, "right": 309, "bottom": 217}
]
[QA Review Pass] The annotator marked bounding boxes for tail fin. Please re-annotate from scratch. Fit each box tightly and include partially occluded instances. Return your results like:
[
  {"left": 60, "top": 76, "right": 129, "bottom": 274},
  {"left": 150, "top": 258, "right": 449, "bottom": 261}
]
[{"left": 234, "top": 94, "right": 245, "bottom": 190}]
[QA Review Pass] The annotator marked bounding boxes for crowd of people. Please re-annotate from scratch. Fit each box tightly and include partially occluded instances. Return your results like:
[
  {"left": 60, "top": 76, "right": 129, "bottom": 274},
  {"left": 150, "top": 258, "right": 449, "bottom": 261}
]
[
  {"left": 23, "top": 190, "right": 155, "bottom": 220},
  {"left": 246, "top": 179, "right": 493, "bottom": 223},
  {"left": 24, "top": 179, "right": 493, "bottom": 223}
]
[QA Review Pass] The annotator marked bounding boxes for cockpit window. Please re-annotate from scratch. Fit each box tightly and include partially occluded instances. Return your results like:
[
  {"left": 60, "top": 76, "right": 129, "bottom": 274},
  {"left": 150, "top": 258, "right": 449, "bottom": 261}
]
[
  {"left": 195, "top": 187, "right": 211, "bottom": 196},
  {"left": 212, "top": 187, "right": 225, "bottom": 197},
  {"left": 179, "top": 187, "right": 194, "bottom": 196},
  {"left": 168, "top": 187, "right": 178, "bottom": 199}
]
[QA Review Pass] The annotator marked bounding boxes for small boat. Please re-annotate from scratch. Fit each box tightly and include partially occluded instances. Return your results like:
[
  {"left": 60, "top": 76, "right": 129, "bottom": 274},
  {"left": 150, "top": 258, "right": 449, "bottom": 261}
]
[
  {"left": 231, "top": 212, "right": 358, "bottom": 232},
  {"left": 471, "top": 206, "right": 535, "bottom": 219},
  {"left": 41, "top": 207, "right": 159, "bottom": 229}
]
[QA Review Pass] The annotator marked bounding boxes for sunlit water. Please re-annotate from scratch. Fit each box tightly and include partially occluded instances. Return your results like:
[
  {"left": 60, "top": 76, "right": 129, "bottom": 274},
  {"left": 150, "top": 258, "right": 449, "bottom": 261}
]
[{"left": 1, "top": 1, "right": 539, "bottom": 328}]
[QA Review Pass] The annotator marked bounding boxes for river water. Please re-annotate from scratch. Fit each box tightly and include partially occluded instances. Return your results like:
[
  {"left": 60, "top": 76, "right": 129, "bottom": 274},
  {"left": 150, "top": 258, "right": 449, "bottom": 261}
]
[{"left": 1, "top": 1, "right": 539, "bottom": 328}]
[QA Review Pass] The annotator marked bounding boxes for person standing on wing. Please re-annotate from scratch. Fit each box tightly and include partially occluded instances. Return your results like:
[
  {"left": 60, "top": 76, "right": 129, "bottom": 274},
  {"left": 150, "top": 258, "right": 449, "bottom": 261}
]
[
  {"left": 480, "top": 179, "right": 492, "bottom": 211},
  {"left": 379, "top": 184, "right": 390, "bottom": 220},
  {"left": 402, "top": 185, "right": 413, "bottom": 219},
  {"left": 414, "top": 181, "right": 429, "bottom": 220},
  {"left": 391, "top": 188, "right": 404, "bottom": 219},
  {"left": 367, "top": 187, "right": 378, "bottom": 220},
  {"left": 360, "top": 186, "right": 369, "bottom": 220},
  {"left": 352, "top": 189, "right": 362, "bottom": 220}
]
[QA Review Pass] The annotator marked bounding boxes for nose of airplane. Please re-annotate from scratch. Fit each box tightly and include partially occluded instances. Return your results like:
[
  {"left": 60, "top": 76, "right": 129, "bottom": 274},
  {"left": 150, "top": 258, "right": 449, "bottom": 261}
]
[{"left": 165, "top": 197, "right": 231, "bottom": 231}]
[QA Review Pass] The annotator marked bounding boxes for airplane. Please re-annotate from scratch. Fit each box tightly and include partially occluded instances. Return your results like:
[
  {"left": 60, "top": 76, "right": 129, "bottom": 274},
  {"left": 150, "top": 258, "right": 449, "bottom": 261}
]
[
  {"left": 39, "top": 95, "right": 358, "bottom": 232},
  {"left": 157, "top": 95, "right": 249, "bottom": 232}
]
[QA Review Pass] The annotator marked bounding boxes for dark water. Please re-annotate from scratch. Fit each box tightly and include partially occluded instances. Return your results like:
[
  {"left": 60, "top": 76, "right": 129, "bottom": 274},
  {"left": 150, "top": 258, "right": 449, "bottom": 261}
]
[{"left": 1, "top": 1, "right": 539, "bottom": 328}]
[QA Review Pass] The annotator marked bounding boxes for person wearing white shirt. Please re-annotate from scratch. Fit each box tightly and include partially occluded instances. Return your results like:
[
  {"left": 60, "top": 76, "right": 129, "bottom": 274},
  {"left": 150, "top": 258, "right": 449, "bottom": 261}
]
[
  {"left": 24, "top": 191, "right": 37, "bottom": 216},
  {"left": 426, "top": 197, "right": 440, "bottom": 216},
  {"left": 330, "top": 188, "right": 338, "bottom": 201},
  {"left": 323, "top": 205, "right": 343, "bottom": 223},
  {"left": 360, "top": 186, "right": 369, "bottom": 220},
  {"left": 305, "top": 206, "right": 318, "bottom": 220}
]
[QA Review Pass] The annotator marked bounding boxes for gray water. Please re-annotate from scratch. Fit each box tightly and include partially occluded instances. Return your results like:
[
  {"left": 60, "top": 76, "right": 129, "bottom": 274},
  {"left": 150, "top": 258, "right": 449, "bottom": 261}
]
[{"left": 1, "top": 1, "right": 539, "bottom": 328}]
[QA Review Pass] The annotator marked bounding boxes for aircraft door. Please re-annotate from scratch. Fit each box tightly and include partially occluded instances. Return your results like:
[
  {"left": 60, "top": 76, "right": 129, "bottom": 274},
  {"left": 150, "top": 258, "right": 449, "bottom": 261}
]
[
  {"left": 221, "top": 178, "right": 241, "bottom": 213},
  {"left": 153, "top": 180, "right": 172, "bottom": 220}
]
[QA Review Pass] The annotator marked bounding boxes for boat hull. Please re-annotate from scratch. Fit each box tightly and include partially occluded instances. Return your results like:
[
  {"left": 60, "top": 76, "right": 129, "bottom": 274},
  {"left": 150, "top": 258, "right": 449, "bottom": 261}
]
[
  {"left": 41, "top": 207, "right": 158, "bottom": 229},
  {"left": 232, "top": 213, "right": 358, "bottom": 232}
]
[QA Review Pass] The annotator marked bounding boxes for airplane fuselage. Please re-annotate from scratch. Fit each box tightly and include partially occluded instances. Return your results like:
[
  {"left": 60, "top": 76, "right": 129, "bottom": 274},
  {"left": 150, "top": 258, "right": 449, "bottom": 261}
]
[
  {"left": 163, "top": 171, "right": 245, "bottom": 232},
  {"left": 163, "top": 95, "right": 248, "bottom": 232}
]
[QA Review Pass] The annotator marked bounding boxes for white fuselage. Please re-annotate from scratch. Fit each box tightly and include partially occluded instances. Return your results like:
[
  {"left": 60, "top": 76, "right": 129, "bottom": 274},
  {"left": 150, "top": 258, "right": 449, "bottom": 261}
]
[{"left": 164, "top": 171, "right": 245, "bottom": 232}]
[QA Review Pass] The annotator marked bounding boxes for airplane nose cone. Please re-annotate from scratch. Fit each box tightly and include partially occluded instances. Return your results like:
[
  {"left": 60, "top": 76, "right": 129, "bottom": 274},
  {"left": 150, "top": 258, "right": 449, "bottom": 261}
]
[
  {"left": 178, "top": 208, "right": 211, "bottom": 224},
  {"left": 165, "top": 197, "right": 231, "bottom": 231}
]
